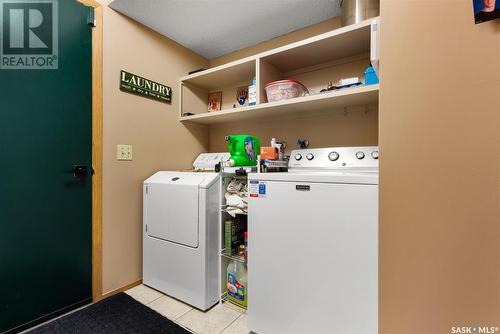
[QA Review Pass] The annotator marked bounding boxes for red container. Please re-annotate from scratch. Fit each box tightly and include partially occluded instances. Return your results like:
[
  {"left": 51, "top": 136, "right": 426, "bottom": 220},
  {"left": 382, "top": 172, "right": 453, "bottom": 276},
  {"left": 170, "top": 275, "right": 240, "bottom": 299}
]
[{"left": 260, "top": 146, "right": 278, "bottom": 160}]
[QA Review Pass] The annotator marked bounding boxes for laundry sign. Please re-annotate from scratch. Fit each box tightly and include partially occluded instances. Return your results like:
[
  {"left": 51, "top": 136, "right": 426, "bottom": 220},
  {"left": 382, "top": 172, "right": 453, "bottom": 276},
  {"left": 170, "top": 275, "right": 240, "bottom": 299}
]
[{"left": 120, "top": 70, "right": 172, "bottom": 104}]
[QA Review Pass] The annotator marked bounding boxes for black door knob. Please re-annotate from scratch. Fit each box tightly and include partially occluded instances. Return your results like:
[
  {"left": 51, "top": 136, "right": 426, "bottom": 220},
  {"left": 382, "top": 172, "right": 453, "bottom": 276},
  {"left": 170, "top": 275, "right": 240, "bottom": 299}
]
[{"left": 73, "top": 165, "right": 88, "bottom": 177}]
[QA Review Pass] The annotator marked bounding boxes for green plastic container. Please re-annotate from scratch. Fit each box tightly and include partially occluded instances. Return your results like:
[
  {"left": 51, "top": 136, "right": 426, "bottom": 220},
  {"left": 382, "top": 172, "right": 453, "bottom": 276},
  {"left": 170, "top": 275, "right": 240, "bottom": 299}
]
[{"left": 225, "top": 135, "right": 261, "bottom": 167}]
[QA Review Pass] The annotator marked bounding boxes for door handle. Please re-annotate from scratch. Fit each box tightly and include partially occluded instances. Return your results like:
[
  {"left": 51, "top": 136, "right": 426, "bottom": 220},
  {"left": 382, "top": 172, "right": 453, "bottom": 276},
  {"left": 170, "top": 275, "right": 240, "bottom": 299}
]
[
  {"left": 73, "top": 165, "right": 88, "bottom": 177},
  {"left": 62, "top": 165, "right": 90, "bottom": 178}
]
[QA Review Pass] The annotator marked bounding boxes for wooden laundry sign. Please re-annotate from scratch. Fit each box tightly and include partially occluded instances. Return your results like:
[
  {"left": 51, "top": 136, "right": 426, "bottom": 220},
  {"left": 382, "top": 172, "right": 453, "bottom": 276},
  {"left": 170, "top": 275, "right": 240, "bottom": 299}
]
[{"left": 120, "top": 70, "right": 172, "bottom": 104}]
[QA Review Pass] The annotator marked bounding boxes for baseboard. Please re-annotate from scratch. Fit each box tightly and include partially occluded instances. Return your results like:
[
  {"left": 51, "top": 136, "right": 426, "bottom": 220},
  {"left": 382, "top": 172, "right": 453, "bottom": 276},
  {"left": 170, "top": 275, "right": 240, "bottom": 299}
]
[{"left": 101, "top": 279, "right": 143, "bottom": 300}]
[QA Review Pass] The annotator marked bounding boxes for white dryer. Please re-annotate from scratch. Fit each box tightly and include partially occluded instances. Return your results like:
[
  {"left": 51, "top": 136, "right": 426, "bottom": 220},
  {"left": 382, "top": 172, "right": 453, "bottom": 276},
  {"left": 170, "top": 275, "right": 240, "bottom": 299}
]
[
  {"left": 143, "top": 153, "right": 228, "bottom": 310},
  {"left": 248, "top": 146, "right": 379, "bottom": 334}
]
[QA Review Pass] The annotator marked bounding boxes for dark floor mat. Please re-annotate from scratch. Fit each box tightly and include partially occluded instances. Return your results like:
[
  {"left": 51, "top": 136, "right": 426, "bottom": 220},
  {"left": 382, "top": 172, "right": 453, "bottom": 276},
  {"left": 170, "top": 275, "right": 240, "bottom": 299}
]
[{"left": 27, "top": 293, "right": 191, "bottom": 334}]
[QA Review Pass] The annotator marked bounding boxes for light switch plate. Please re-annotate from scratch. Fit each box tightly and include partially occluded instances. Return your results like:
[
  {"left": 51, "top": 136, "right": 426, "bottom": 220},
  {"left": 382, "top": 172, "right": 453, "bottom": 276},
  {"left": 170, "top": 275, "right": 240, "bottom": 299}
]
[{"left": 117, "top": 144, "right": 133, "bottom": 161}]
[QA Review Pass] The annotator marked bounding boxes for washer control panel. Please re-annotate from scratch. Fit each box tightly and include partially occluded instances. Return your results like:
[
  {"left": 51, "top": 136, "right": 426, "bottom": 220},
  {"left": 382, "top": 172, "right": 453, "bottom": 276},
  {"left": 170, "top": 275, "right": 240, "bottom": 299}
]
[
  {"left": 193, "top": 152, "right": 230, "bottom": 170},
  {"left": 289, "top": 146, "right": 379, "bottom": 170}
]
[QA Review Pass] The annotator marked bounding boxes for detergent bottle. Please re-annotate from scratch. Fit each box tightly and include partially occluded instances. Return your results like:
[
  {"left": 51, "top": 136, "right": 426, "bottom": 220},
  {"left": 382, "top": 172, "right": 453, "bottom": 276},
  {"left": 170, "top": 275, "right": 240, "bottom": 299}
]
[
  {"left": 226, "top": 259, "right": 247, "bottom": 308},
  {"left": 225, "top": 135, "right": 261, "bottom": 167}
]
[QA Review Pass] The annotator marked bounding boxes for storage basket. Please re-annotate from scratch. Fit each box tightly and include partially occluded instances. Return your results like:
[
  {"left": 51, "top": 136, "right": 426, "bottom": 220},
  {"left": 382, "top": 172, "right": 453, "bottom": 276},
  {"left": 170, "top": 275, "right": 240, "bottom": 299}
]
[{"left": 264, "top": 80, "right": 308, "bottom": 102}]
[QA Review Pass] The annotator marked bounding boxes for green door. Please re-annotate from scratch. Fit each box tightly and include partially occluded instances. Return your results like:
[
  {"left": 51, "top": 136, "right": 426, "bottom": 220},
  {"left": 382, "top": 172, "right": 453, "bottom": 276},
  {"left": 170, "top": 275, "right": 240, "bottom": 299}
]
[{"left": 0, "top": 1, "right": 92, "bottom": 332}]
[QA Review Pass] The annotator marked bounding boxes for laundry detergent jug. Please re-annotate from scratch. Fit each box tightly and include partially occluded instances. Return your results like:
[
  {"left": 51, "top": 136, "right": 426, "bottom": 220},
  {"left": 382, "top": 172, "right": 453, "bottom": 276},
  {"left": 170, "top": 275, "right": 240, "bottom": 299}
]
[
  {"left": 227, "top": 259, "right": 247, "bottom": 308},
  {"left": 225, "top": 135, "right": 260, "bottom": 167}
]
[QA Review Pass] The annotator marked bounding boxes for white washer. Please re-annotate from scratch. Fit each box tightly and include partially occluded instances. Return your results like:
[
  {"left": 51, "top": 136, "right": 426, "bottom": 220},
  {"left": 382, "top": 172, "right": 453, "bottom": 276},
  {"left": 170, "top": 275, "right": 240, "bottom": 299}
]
[
  {"left": 248, "top": 146, "right": 379, "bottom": 334},
  {"left": 143, "top": 153, "right": 228, "bottom": 310}
]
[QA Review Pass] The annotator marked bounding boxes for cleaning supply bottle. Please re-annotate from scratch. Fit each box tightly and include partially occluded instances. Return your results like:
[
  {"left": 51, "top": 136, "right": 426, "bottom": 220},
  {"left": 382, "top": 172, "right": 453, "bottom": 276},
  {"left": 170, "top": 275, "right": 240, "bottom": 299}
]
[
  {"left": 243, "top": 231, "right": 248, "bottom": 261},
  {"left": 249, "top": 77, "right": 257, "bottom": 106},
  {"left": 364, "top": 65, "right": 379, "bottom": 85},
  {"left": 225, "top": 135, "right": 261, "bottom": 167},
  {"left": 226, "top": 259, "right": 247, "bottom": 308},
  {"left": 244, "top": 231, "right": 248, "bottom": 250}
]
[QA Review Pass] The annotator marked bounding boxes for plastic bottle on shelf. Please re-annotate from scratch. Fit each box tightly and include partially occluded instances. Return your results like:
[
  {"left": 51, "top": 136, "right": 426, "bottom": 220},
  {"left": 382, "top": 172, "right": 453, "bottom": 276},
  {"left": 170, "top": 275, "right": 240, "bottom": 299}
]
[
  {"left": 244, "top": 231, "right": 248, "bottom": 260},
  {"left": 249, "top": 77, "right": 257, "bottom": 106},
  {"left": 271, "top": 138, "right": 277, "bottom": 148},
  {"left": 238, "top": 244, "right": 247, "bottom": 262},
  {"left": 227, "top": 258, "right": 247, "bottom": 308}
]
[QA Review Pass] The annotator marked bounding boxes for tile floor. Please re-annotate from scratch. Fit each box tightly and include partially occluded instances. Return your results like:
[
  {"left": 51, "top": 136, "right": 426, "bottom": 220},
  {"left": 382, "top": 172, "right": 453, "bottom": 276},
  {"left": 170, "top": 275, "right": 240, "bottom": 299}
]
[{"left": 125, "top": 284, "right": 250, "bottom": 334}]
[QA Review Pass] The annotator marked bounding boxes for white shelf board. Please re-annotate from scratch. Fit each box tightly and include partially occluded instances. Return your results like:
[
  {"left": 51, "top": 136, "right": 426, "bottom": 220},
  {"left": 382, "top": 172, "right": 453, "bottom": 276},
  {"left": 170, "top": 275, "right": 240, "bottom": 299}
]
[
  {"left": 179, "top": 17, "right": 378, "bottom": 88},
  {"left": 180, "top": 84, "right": 379, "bottom": 125},
  {"left": 181, "top": 58, "right": 255, "bottom": 90},
  {"left": 259, "top": 19, "right": 373, "bottom": 72}
]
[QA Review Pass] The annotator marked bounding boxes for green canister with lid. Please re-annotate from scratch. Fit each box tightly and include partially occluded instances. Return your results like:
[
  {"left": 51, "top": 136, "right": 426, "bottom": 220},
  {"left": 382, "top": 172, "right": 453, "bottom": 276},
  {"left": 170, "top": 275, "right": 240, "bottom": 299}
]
[{"left": 225, "top": 135, "right": 260, "bottom": 167}]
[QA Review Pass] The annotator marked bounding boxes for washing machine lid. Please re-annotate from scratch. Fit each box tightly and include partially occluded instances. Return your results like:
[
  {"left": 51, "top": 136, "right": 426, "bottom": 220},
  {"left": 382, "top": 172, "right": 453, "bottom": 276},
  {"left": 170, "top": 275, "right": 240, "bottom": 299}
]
[
  {"left": 144, "top": 172, "right": 217, "bottom": 248},
  {"left": 145, "top": 171, "right": 218, "bottom": 188},
  {"left": 248, "top": 171, "right": 378, "bottom": 185}
]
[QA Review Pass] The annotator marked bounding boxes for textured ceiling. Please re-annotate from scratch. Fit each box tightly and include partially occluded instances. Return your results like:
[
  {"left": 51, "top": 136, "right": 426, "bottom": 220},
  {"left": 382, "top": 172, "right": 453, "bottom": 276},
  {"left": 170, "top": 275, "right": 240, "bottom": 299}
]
[{"left": 109, "top": 0, "right": 341, "bottom": 59}]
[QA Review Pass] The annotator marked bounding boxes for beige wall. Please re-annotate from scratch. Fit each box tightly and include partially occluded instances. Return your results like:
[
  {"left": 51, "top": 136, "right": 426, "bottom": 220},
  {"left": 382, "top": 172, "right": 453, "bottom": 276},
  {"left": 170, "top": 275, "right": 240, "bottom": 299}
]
[
  {"left": 209, "top": 17, "right": 342, "bottom": 67},
  {"left": 209, "top": 105, "right": 378, "bottom": 153},
  {"left": 379, "top": 1, "right": 500, "bottom": 333},
  {"left": 208, "top": 17, "right": 378, "bottom": 152},
  {"left": 98, "top": 0, "right": 209, "bottom": 294}
]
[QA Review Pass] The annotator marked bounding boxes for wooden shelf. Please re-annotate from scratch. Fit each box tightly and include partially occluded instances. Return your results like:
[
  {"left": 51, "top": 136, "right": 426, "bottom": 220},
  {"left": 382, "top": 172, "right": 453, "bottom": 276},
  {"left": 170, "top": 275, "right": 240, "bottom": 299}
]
[
  {"left": 179, "top": 17, "right": 380, "bottom": 124},
  {"left": 181, "top": 58, "right": 255, "bottom": 90},
  {"left": 259, "top": 20, "right": 372, "bottom": 73},
  {"left": 180, "top": 84, "right": 379, "bottom": 125}
]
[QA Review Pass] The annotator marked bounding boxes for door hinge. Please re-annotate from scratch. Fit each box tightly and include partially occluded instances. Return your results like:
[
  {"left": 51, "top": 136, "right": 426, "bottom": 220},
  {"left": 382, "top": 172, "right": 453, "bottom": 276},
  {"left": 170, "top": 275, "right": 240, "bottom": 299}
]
[
  {"left": 145, "top": 185, "right": 149, "bottom": 194},
  {"left": 145, "top": 224, "right": 148, "bottom": 233},
  {"left": 87, "top": 7, "right": 96, "bottom": 27}
]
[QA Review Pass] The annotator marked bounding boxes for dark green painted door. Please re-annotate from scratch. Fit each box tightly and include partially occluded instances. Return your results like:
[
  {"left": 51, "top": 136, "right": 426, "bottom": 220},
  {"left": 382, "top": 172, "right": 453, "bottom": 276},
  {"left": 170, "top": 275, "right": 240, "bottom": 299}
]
[{"left": 0, "top": 1, "right": 92, "bottom": 333}]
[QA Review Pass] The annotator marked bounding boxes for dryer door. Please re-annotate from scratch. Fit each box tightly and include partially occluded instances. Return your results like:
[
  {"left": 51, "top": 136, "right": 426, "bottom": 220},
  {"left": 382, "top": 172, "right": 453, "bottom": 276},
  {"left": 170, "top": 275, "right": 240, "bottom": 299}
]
[{"left": 145, "top": 174, "right": 206, "bottom": 248}]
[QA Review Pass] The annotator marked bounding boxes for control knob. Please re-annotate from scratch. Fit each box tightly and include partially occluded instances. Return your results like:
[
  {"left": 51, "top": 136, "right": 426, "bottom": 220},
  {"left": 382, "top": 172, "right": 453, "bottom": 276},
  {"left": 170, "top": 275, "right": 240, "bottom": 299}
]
[
  {"left": 295, "top": 153, "right": 302, "bottom": 161},
  {"left": 306, "top": 153, "right": 314, "bottom": 160},
  {"left": 356, "top": 151, "right": 365, "bottom": 159},
  {"left": 371, "top": 151, "right": 379, "bottom": 159},
  {"left": 328, "top": 151, "right": 339, "bottom": 161}
]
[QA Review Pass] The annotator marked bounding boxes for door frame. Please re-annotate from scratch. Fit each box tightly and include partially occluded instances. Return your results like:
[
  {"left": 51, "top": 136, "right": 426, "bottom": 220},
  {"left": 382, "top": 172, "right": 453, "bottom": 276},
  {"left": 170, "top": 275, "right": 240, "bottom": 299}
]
[{"left": 77, "top": 0, "right": 103, "bottom": 302}]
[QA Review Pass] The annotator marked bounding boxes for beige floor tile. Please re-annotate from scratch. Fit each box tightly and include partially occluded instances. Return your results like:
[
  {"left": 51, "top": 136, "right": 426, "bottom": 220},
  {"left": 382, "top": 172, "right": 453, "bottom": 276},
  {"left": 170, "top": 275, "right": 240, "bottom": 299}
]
[
  {"left": 125, "top": 284, "right": 164, "bottom": 305},
  {"left": 221, "top": 314, "right": 250, "bottom": 334},
  {"left": 221, "top": 301, "right": 245, "bottom": 314},
  {"left": 148, "top": 295, "right": 193, "bottom": 320},
  {"left": 176, "top": 304, "right": 240, "bottom": 334}
]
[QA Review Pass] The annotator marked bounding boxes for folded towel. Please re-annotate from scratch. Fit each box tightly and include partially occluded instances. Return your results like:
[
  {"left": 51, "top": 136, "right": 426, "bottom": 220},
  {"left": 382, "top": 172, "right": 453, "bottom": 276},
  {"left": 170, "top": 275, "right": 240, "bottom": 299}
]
[{"left": 225, "top": 178, "right": 248, "bottom": 217}]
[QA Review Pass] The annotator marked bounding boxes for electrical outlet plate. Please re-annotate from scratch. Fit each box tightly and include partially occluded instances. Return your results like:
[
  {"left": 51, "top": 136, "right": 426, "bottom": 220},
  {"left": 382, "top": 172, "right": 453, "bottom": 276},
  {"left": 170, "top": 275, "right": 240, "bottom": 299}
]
[{"left": 117, "top": 144, "right": 133, "bottom": 161}]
